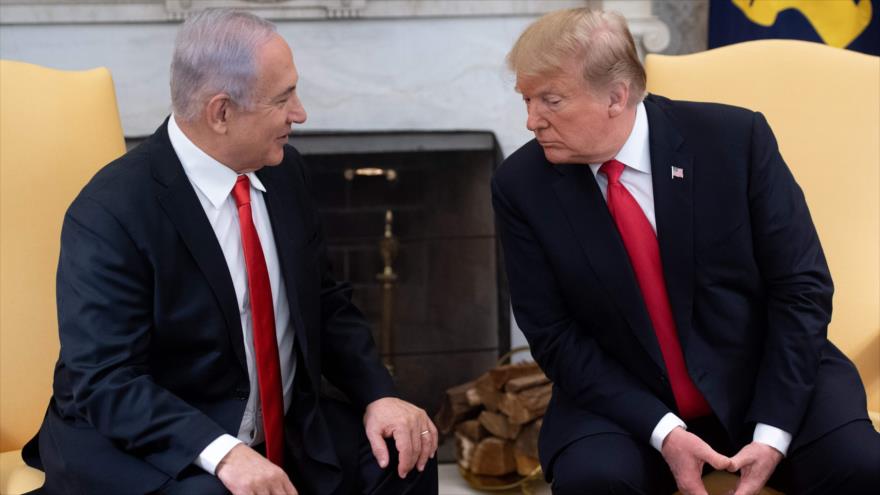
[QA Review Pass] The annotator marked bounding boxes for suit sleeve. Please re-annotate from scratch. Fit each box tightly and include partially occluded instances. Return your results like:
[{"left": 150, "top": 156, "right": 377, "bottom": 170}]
[
  {"left": 56, "top": 196, "right": 227, "bottom": 478},
  {"left": 745, "top": 112, "right": 833, "bottom": 433},
  {"left": 492, "top": 177, "right": 672, "bottom": 442}
]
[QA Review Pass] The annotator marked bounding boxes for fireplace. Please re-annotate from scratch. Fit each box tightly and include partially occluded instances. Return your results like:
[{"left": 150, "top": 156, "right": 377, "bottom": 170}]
[{"left": 295, "top": 130, "right": 510, "bottom": 420}]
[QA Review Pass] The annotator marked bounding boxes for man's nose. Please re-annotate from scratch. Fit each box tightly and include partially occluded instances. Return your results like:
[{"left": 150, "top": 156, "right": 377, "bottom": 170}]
[
  {"left": 526, "top": 107, "right": 547, "bottom": 132},
  {"left": 288, "top": 97, "right": 307, "bottom": 125}
]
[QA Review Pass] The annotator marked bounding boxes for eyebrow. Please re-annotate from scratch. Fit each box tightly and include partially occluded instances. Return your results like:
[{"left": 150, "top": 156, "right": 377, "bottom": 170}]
[{"left": 272, "top": 85, "right": 296, "bottom": 101}]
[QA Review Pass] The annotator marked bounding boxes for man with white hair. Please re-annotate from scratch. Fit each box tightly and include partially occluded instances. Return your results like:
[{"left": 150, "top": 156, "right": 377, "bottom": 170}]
[
  {"left": 23, "top": 9, "right": 437, "bottom": 495},
  {"left": 493, "top": 7, "right": 879, "bottom": 495}
]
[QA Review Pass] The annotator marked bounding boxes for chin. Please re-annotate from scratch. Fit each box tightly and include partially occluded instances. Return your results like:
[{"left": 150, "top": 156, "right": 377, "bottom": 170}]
[
  {"left": 541, "top": 148, "right": 573, "bottom": 165},
  {"left": 266, "top": 150, "right": 285, "bottom": 166}
]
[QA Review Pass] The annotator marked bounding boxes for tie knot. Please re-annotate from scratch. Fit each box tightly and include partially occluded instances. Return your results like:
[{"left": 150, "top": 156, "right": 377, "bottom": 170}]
[
  {"left": 599, "top": 159, "right": 625, "bottom": 184},
  {"left": 231, "top": 175, "right": 251, "bottom": 207}
]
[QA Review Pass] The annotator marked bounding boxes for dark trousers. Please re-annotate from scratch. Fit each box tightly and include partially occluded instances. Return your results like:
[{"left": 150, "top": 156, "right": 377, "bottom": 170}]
[
  {"left": 549, "top": 418, "right": 880, "bottom": 495},
  {"left": 158, "top": 399, "right": 438, "bottom": 495}
]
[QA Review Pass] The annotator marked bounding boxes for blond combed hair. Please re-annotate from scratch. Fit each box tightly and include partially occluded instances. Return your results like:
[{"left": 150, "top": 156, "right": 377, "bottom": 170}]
[{"left": 507, "top": 8, "right": 646, "bottom": 106}]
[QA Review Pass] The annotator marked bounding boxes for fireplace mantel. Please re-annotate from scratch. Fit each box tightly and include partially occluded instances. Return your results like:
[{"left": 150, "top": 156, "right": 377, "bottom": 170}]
[
  {"left": 1, "top": 1, "right": 607, "bottom": 22},
  {"left": 1, "top": 0, "right": 669, "bottom": 53}
]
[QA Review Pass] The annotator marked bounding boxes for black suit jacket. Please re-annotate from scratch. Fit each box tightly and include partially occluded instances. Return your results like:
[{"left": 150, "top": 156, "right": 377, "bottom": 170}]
[
  {"left": 24, "top": 120, "right": 396, "bottom": 494},
  {"left": 491, "top": 95, "right": 868, "bottom": 479}
]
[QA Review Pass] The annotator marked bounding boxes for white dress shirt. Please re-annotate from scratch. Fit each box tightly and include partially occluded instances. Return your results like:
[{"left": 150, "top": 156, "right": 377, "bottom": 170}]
[
  {"left": 588, "top": 102, "right": 792, "bottom": 456},
  {"left": 167, "top": 115, "right": 297, "bottom": 474}
]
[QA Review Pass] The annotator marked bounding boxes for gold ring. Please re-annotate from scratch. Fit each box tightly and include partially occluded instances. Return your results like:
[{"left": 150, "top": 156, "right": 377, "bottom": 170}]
[{"left": 420, "top": 430, "right": 430, "bottom": 436}]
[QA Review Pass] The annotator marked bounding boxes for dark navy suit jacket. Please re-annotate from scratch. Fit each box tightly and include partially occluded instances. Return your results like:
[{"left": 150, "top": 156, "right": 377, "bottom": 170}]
[
  {"left": 24, "top": 120, "right": 396, "bottom": 494},
  {"left": 491, "top": 94, "right": 868, "bottom": 479}
]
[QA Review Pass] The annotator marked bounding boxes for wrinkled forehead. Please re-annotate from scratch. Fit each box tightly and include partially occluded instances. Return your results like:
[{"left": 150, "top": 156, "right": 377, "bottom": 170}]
[
  {"left": 515, "top": 66, "right": 586, "bottom": 96},
  {"left": 253, "top": 34, "right": 298, "bottom": 94}
]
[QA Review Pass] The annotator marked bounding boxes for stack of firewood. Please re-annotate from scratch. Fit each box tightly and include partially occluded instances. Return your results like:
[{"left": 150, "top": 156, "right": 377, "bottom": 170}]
[{"left": 435, "top": 361, "right": 551, "bottom": 479}]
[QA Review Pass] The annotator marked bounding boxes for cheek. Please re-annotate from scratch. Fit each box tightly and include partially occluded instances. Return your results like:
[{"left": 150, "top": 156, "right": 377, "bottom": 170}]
[{"left": 555, "top": 122, "right": 580, "bottom": 144}]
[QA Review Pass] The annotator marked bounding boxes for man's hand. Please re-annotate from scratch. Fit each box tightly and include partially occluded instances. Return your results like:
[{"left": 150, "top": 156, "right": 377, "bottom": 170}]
[
  {"left": 661, "top": 427, "right": 732, "bottom": 495},
  {"left": 726, "top": 442, "right": 783, "bottom": 495},
  {"left": 215, "top": 444, "right": 297, "bottom": 495},
  {"left": 364, "top": 397, "right": 438, "bottom": 479}
]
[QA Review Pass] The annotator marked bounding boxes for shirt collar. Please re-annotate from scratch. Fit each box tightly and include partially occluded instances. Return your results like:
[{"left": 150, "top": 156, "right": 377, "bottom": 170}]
[
  {"left": 167, "top": 114, "right": 267, "bottom": 209},
  {"left": 589, "top": 101, "right": 651, "bottom": 175}
]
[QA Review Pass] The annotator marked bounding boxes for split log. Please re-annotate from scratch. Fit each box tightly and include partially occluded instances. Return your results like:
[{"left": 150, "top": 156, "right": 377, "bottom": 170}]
[
  {"left": 475, "top": 373, "right": 503, "bottom": 412},
  {"left": 455, "top": 432, "right": 475, "bottom": 471},
  {"left": 465, "top": 387, "right": 482, "bottom": 407},
  {"left": 514, "top": 418, "right": 542, "bottom": 459},
  {"left": 470, "top": 437, "right": 516, "bottom": 476},
  {"left": 504, "top": 372, "right": 550, "bottom": 393},
  {"left": 487, "top": 361, "right": 541, "bottom": 390},
  {"left": 515, "top": 452, "right": 541, "bottom": 477},
  {"left": 478, "top": 410, "right": 522, "bottom": 440},
  {"left": 498, "top": 383, "right": 552, "bottom": 424},
  {"left": 435, "top": 380, "right": 479, "bottom": 435},
  {"left": 455, "top": 419, "right": 488, "bottom": 443},
  {"left": 444, "top": 359, "right": 552, "bottom": 480}
]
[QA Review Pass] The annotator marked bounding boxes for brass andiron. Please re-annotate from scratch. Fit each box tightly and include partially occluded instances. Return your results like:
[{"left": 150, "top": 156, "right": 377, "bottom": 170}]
[
  {"left": 377, "top": 209, "right": 399, "bottom": 375},
  {"left": 343, "top": 167, "right": 398, "bottom": 182}
]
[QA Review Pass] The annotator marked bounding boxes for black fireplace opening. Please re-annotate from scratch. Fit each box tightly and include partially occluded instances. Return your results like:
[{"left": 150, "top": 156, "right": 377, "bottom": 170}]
[{"left": 297, "top": 130, "right": 510, "bottom": 423}]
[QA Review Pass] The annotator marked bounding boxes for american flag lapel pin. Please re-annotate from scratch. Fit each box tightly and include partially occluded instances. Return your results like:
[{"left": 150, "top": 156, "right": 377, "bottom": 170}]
[{"left": 671, "top": 166, "right": 684, "bottom": 179}]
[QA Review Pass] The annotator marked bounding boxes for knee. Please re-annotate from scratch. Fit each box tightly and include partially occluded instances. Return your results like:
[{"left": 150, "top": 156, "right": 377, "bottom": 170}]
[
  {"left": 790, "top": 425, "right": 880, "bottom": 492},
  {"left": 837, "top": 431, "right": 880, "bottom": 487},
  {"left": 159, "top": 472, "right": 230, "bottom": 495},
  {"left": 813, "top": 445, "right": 880, "bottom": 491},
  {"left": 551, "top": 457, "right": 638, "bottom": 495},
  {"left": 421, "top": 455, "right": 438, "bottom": 477},
  {"left": 409, "top": 456, "right": 438, "bottom": 492}
]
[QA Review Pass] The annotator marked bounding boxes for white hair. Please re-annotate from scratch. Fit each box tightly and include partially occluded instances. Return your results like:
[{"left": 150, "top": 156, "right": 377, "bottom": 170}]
[{"left": 170, "top": 9, "right": 277, "bottom": 121}]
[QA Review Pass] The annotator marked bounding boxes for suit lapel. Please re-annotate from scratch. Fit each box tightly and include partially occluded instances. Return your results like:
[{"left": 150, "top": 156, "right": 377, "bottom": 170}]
[
  {"left": 645, "top": 97, "right": 697, "bottom": 350},
  {"left": 150, "top": 121, "right": 248, "bottom": 374},
  {"left": 257, "top": 165, "right": 311, "bottom": 362},
  {"left": 551, "top": 164, "right": 666, "bottom": 371}
]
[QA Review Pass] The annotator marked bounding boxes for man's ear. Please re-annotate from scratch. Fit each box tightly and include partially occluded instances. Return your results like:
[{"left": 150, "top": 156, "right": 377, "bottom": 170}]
[
  {"left": 205, "top": 94, "right": 232, "bottom": 134},
  {"left": 607, "top": 80, "right": 630, "bottom": 118}
]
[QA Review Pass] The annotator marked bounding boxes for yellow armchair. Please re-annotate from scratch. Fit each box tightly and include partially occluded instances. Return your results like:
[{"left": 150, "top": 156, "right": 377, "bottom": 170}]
[
  {"left": 647, "top": 39, "right": 880, "bottom": 495},
  {"left": 0, "top": 60, "right": 126, "bottom": 494}
]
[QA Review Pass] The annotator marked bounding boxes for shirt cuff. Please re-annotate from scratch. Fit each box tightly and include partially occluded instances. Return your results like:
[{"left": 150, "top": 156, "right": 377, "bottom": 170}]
[
  {"left": 650, "top": 412, "right": 686, "bottom": 452},
  {"left": 753, "top": 423, "right": 792, "bottom": 457},
  {"left": 193, "top": 434, "right": 243, "bottom": 475}
]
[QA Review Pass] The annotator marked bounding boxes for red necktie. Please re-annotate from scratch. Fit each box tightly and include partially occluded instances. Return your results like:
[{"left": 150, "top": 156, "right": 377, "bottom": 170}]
[
  {"left": 599, "top": 160, "right": 711, "bottom": 420},
  {"left": 231, "top": 175, "right": 285, "bottom": 465}
]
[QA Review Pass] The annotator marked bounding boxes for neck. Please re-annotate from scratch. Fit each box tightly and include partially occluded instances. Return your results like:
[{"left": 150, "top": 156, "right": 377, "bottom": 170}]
[
  {"left": 605, "top": 104, "right": 639, "bottom": 162},
  {"left": 175, "top": 116, "right": 251, "bottom": 173}
]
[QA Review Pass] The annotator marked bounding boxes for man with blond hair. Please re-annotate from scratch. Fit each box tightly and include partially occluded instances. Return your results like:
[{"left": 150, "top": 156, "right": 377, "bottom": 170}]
[
  {"left": 493, "top": 8, "right": 879, "bottom": 495},
  {"left": 23, "top": 9, "right": 437, "bottom": 495}
]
